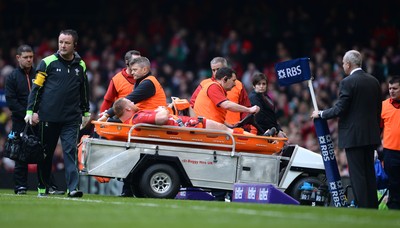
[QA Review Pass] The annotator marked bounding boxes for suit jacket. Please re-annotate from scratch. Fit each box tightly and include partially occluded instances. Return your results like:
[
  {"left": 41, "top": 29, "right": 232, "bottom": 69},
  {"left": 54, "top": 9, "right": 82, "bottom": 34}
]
[{"left": 322, "top": 70, "right": 382, "bottom": 149}]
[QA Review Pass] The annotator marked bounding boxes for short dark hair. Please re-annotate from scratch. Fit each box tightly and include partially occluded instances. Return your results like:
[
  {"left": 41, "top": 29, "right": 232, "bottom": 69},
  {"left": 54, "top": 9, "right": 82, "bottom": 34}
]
[
  {"left": 389, "top": 76, "right": 400, "bottom": 85},
  {"left": 16, "top": 45, "right": 33, "bottom": 55},
  {"left": 113, "top": 98, "right": 127, "bottom": 118},
  {"left": 124, "top": 50, "right": 141, "bottom": 65},
  {"left": 215, "top": 67, "right": 236, "bottom": 80},
  {"left": 252, "top": 73, "right": 268, "bottom": 86},
  {"left": 60, "top": 29, "right": 79, "bottom": 46}
]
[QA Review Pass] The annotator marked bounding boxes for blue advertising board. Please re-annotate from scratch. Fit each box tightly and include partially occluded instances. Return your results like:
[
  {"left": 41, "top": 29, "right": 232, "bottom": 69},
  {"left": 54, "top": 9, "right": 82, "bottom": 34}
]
[
  {"left": 274, "top": 58, "right": 311, "bottom": 86},
  {"left": 313, "top": 118, "right": 347, "bottom": 206}
]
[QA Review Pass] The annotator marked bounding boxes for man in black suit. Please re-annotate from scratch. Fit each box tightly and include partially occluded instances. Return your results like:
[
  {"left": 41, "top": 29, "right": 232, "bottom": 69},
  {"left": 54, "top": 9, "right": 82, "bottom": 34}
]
[{"left": 311, "top": 50, "right": 381, "bottom": 209}]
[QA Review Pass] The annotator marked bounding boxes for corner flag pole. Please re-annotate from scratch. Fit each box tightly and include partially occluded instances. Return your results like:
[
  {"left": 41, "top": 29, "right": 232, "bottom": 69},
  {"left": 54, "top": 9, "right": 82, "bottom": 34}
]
[
  {"left": 308, "top": 78, "right": 348, "bottom": 207},
  {"left": 308, "top": 79, "right": 318, "bottom": 111}
]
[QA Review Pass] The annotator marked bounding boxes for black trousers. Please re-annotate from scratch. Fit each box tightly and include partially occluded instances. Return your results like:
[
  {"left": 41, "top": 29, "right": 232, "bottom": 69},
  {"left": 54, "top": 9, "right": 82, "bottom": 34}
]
[
  {"left": 346, "top": 146, "right": 378, "bottom": 209},
  {"left": 383, "top": 148, "right": 400, "bottom": 209},
  {"left": 14, "top": 160, "right": 28, "bottom": 192},
  {"left": 37, "top": 121, "right": 80, "bottom": 192},
  {"left": 12, "top": 120, "right": 32, "bottom": 192}
]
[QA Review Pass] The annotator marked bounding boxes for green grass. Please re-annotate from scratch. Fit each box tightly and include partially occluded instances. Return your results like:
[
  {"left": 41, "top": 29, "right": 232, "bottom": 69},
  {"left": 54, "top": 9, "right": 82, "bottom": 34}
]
[{"left": 0, "top": 189, "right": 399, "bottom": 228}]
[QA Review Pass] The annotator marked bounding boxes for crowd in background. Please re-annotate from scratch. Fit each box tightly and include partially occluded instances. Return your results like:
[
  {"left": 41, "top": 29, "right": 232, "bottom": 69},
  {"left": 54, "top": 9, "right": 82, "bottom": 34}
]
[{"left": 0, "top": 0, "right": 399, "bottom": 176}]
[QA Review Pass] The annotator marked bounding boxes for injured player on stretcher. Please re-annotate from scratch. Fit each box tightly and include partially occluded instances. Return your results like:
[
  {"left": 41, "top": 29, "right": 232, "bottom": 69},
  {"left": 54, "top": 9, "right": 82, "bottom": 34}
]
[{"left": 104, "top": 97, "right": 252, "bottom": 135}]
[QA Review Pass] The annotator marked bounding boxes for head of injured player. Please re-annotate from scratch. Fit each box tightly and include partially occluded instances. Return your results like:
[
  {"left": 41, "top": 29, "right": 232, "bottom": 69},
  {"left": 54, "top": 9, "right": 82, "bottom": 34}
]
[{"left": 113, "top": 98, "right": 139, "bottom": 118}]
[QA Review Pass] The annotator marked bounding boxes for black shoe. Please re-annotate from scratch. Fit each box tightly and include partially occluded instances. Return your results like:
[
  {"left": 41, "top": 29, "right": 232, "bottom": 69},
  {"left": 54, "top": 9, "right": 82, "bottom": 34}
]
[
  {"left": 15, "top": 187, "right": 28, "bottom": 195},
  {"left": 68, "top": 190, "right": 83, "bottom": 198},
  {"left": 263, "top": 127, "right": 277, "bottom": 136},
  {"left": 212, "top": 190, "right": 227, "bottom": 201},
  {"left": 48, "top": 186, "right": 65, "bottom": 195},
  {"left": 119, "top": 192, "right": 133, "bottom": 197},
  {"left": 15, "top": 187, "right": 27, "bottom": 195}
]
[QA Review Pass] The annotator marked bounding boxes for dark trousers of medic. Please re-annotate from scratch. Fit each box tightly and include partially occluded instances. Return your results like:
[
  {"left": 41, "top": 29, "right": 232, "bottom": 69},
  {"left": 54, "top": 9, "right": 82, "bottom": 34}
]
[
  {"left": 37, "top": 121, "right": 80, "bottom": 192},
  {"left": 383, "top": 148, "right": 400, "bottom": 210}
]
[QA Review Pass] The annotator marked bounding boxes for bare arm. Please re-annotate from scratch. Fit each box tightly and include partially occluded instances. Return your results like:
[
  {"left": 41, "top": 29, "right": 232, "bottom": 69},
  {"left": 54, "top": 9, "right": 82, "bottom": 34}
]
[{"left": 219, "top": 100, "right": 260, "bottom": 114}]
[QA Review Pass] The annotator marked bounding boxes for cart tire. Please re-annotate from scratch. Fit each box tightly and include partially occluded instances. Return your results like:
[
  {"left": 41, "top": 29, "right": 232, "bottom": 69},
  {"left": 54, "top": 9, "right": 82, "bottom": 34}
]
[
  {"left": 139, "top": 164, "right": 180, "bottom": 199},
  {"left": 288, "top": 176, "right": 327, "bottom": 203}
]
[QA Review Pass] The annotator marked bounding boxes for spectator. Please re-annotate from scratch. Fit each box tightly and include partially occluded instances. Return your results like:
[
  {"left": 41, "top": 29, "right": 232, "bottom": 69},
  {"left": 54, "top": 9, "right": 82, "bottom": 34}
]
[{"left": 241, "top": 62, "right": 260, "bottom": 92}]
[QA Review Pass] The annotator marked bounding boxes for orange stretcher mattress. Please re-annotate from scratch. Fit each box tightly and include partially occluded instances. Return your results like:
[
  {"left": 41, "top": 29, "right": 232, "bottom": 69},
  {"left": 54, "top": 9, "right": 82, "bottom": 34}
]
[{"left": 92, "top": 121, "right": 287, "bottom": 155}]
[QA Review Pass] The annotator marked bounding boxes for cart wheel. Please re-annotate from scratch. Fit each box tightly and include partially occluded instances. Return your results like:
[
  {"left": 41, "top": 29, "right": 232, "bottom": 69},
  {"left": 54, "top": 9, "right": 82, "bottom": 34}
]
[
  {"left": 288, "top": 176, "right": 329, "bottom": 205},
  {"left": 139, "top": 164, "right": 180, "bottom": 199}
]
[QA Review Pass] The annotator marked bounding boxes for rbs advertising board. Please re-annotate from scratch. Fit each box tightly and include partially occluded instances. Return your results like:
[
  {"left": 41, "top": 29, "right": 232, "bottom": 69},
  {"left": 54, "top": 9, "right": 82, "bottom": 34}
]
[{"left": 274, "top": 57, "right": 311, "bottom": 86}]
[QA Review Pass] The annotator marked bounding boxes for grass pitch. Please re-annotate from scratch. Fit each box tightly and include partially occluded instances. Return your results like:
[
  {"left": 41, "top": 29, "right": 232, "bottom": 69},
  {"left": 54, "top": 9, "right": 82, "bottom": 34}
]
[{"left": 0, "top": 189, "right": 399, "bottom": 228}]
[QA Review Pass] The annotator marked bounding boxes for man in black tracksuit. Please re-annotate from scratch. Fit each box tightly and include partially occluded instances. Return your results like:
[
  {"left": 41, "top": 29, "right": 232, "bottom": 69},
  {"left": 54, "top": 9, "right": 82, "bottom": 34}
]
[
  {"left": 5, "top": 45, "right": 37, "bottom": 194},
  {"left": 26, "top": 30, "right": 90, "bottom": 197}
]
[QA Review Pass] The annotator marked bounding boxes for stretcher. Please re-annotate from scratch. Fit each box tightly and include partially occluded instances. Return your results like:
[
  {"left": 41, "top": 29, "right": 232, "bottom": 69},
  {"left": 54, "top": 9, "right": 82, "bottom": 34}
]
[
  {"left": 81, "top": 122, "right": 326, "bottom": 202},
  {"left": 91, "top": 120, "right": 287, "bottom": 155}
]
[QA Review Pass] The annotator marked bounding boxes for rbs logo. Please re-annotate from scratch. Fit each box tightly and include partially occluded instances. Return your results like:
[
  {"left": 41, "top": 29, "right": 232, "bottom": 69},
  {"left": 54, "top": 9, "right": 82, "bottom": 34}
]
[{"left": 277, "top": 65, "right": 302, "bottom": 79}]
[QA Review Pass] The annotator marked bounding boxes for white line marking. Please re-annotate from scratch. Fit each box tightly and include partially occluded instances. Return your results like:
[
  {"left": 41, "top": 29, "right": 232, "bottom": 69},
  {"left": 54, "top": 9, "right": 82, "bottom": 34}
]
[{"left": 1, "top": 193, "right": 399, "bottom": 226}]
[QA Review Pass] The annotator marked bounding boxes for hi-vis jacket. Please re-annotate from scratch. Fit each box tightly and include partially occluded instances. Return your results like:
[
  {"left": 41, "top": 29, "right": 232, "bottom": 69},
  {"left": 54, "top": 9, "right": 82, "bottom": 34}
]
[
  {"left": 27, "top": 52, "right": 90, "bottom": 122},
  {"left": 194, "top": 81, "right": 227, "bottom": 124},
  {"left": 134, "top": 76, "right": 167, "bottom": 110}
]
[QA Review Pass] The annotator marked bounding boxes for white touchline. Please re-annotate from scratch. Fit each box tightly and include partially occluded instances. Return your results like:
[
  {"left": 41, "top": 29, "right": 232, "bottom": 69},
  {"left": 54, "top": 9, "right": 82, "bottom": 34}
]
[{"left": 1, "top": 193, "right": 395, "bottom": 225}]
